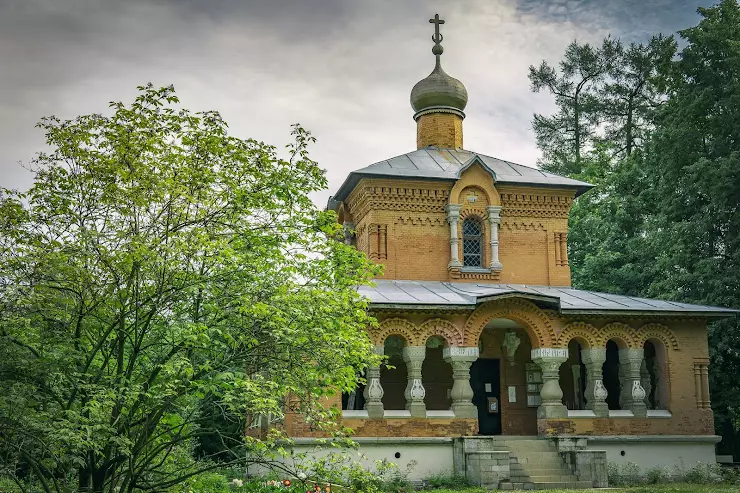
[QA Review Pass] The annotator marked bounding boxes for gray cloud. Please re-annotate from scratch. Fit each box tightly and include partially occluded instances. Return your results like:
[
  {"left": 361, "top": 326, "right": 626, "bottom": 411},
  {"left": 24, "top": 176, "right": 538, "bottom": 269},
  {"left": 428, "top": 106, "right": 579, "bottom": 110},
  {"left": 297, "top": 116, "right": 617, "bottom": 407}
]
[{"left": 0, "top": 0, "right": 712, "bottom": 206}]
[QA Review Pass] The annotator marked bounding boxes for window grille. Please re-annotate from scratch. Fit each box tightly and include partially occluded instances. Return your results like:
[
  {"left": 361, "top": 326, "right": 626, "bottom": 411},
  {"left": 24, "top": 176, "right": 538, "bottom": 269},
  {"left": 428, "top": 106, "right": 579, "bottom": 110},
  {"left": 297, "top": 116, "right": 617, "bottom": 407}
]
[{"left": 462, "top": 219, "right": 483, "bottom": 267}]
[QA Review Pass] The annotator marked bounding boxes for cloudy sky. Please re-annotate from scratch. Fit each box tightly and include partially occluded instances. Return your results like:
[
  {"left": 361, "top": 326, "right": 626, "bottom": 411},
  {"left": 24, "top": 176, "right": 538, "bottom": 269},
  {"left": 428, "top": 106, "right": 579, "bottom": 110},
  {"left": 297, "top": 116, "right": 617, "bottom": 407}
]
[{"left": 0, "top": 0, "right": 714, "bottom": 206}]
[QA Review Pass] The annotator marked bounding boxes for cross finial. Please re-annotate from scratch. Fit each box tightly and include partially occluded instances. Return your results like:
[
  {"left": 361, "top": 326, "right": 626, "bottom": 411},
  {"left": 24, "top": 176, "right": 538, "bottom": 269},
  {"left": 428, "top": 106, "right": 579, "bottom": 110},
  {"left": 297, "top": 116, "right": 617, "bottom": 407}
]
[{"left": 429, "top": 14, "right": 445, "bottom": 60}]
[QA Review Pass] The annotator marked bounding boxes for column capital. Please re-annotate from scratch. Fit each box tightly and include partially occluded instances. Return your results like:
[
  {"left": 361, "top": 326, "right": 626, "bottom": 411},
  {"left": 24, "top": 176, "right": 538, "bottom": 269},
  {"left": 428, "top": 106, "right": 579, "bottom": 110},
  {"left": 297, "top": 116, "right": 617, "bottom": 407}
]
[
  {"left": 446, "top": 203, "right": 462, "bottom": 219},
  {"left": 531, "top": 347, "right": 568, "bottom": 361},
  {"left": 373, "top": 345, "right": 385, "bottom": 356},
  {"left": 443, "top": 346, "right": 479, "bottom": 362},
  {"left": 486, "top": 205, "right": 502, "bottom": 222},
  {"left": 403, "top": 345, "right": 426, "bottom": 362},
  {"left": 581, "top": 348, "right": 607, "bottom": 365}
]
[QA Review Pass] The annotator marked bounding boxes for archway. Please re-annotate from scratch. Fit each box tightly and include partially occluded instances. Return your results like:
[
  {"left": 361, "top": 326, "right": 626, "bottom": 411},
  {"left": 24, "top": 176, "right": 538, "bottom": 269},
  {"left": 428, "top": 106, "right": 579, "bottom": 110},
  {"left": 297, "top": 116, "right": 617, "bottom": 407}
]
[
  {"left": 381, "top": 335, "right": 407, "bottom": 410},
  {"left": 422, "top": 335, "right": 453, "bottom": 410},
  {"left": 559, "top": 339, "right": 587, "bottom": 410},
  {"left": 474, "top": 318, "right": 537, "bottom": 435},
  {"left": 603, "top": 340, "right": 622, "bottom": 410},
  {"left": 643, "top": 339, "right": 669, "bottom": 410}
]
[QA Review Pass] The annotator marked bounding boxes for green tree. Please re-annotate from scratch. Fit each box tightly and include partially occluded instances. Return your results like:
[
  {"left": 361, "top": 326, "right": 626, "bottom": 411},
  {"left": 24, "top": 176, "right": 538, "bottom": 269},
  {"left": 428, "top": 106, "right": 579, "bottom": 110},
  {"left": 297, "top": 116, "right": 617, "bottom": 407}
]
[
  {"left": 599, "top": 35, "right": 676, "bottom": 157},
  {"left": 529, "top": 37, "right": 620, "bottom": 175},
  {"left": 0, "top": 84, "right": 381, "bottom": 492},
  {"left": 641, "top": 0, "right": 740, "bottom": 458}
]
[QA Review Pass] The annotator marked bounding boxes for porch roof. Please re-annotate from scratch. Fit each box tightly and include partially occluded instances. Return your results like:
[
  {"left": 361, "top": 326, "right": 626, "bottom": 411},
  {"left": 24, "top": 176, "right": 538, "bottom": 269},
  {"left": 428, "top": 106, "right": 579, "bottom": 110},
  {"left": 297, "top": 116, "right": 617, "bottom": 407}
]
[{"left": 359, "top": 280, "right": 738, "bottom": 318}]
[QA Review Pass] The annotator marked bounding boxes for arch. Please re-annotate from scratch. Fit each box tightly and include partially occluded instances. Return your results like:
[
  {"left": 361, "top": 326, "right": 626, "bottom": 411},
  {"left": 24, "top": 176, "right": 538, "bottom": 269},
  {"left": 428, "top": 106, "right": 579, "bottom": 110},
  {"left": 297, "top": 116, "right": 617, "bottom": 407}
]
[
  {"left": 371, "top": 318, "right": 420, "bottom": 346},
  {"left": 636, "top": 323, "right": 679, "bottom": 351},
  {"left": 556, "top": 322, "right": 598, "bottom": 349},
  {"left": 597, "top": 322, "right": 638, "bottom": 348},
  {"left": 419, "top": 319, "right": 464, "bottom": 347},
  {"left": 463, "top": 298, "right": 555, "bottom": 348},
  {"left": 449, "top": 164, "right": 498, "bottom": 205}
]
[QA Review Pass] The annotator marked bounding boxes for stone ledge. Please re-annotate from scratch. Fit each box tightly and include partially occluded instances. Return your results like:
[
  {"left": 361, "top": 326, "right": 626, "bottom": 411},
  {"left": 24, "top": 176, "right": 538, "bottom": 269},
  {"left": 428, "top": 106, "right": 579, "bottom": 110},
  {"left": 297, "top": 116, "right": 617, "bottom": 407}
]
[
  {"left": 291, "top": 437, "right": 454, "bottom": 445},
  {"left": 577, "top": 435, "right": 722, "bottom": 444}
]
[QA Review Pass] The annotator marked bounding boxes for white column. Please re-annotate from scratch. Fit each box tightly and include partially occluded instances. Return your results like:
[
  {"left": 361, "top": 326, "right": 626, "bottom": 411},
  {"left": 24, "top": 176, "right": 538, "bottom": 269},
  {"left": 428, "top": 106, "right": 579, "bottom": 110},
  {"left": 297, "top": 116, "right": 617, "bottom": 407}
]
[
  {"left": 363, "top": 345, "right": 385, "bottom": 418},
  {"left": 403, "top": 346, "right": 427, "bottom": 417},
  {"left": 581, "top": 348, "right": 608, "bottom": 417},
  {"left": 487, "top": 205, "right": 502, "bottom": 271},
  {"left": 443, "top": 346, "right": 479, "bottom": 418},
  {"left": 619, "top": 348, "right": 647, "bottom": 417},
  {"left": 446, "top": 204, "right": 462, "bottom": 268},
  {"left": 531, "top": 348, "right": 568, "bottom": 419}
]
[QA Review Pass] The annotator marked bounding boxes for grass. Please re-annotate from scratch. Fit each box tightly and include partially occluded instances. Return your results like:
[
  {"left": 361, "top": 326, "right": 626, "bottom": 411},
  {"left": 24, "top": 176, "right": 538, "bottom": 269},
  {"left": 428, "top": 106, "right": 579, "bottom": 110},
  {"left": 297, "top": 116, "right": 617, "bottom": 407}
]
[{"left": 416, "top": 485, "right": 738, "bottom": 493}]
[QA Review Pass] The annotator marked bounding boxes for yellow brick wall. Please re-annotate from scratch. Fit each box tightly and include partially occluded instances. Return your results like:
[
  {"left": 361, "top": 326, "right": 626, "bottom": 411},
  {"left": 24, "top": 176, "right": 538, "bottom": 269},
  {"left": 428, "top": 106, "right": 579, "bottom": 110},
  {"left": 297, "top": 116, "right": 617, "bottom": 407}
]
[
  {"left": 416, "top": 112, "right": 463, "bottom": 149},
  {"left": 343, "top": 172, "right": 575, "bottom": 286}
]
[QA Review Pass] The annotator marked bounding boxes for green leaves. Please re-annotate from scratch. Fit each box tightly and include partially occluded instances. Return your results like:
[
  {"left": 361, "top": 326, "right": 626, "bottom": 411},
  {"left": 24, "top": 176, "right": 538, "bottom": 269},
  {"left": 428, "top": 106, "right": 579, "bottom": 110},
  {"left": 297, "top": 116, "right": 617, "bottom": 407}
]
[
  {"left": 0, "top": 84, "right": 379, "bottom": 492},
  {"left": 532, "top": 0, "right": 740, "bottom": 460}
]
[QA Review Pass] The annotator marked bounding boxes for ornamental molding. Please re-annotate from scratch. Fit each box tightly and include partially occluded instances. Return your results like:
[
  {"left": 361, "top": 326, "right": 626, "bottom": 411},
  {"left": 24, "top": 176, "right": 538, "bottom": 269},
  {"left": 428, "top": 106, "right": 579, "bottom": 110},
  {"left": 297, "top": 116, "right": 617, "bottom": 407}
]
[
  {"left": 555, "top": 321, "right": 599, "bottom": 349},
  {"left": 370, "top": 317, "right": 465, "bottom": 347},
  {"left": 371, "top": 318, "right": 421, "bottom": 346},
  {"left": 394, "top": 215, "right": 446, "bottom": 227},
  {"left": 636, "top": 323, "right": 680, "bottom": 350},
  {"left": 598, "top": 322, "right": 638, "bottom": 348},
  {"left": 501, "top": 221, "right": 546, "bottom": 231},
  {"left": 463, "top": 298, "right": 556, "bottom": 348},
  {"left": 419, "top": 318, "right": 465, "bottom": 346}
]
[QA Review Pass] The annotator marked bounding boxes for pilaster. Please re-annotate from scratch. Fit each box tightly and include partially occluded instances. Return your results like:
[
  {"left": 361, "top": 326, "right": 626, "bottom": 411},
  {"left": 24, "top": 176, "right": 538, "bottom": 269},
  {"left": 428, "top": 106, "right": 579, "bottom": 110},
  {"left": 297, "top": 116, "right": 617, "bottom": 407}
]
[
  {"left": 486, "top": 205, "right": 502, "bottom": 271},
  {"left": 446, "top": 204, "right": 462, "bottom": 268}
]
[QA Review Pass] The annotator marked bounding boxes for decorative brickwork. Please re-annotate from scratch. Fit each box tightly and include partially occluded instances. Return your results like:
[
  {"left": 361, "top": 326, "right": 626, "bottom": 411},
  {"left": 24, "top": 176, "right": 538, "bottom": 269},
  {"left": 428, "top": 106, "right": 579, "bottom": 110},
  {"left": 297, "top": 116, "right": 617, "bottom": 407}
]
[
  {"left": 556, "top": 322, "right": 599, "bottom": 349},
  {"left": 463, "top": 299, "right": 555, "bottom": 347},
  {"left": 636, "top": 323, "right": 680, "bottom": 350},
  {"left": 416, "top": 112, "right": 463, "bottom": 149}
]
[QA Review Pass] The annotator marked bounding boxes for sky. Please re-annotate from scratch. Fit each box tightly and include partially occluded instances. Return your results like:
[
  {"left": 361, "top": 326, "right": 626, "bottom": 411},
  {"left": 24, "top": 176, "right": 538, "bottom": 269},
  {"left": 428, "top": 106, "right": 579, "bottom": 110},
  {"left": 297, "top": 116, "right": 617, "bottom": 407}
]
[{"left": 0, "top": 0, "right": 715, "bottom": 207}]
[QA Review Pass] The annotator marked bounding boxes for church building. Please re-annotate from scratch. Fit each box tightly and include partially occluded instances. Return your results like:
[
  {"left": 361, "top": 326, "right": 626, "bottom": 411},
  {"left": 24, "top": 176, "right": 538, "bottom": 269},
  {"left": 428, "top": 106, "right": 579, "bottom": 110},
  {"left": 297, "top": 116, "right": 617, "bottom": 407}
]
[{"left": 284, "top": 15, "right": 737, "bottom": 490}]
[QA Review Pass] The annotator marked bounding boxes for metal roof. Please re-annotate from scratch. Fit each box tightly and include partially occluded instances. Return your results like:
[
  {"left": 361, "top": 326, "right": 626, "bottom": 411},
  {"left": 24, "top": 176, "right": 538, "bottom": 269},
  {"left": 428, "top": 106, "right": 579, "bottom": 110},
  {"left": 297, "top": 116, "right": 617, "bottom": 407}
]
[
  {"left": 330, "top": 147, "right": 594, "bottom": 203},
  {"left": 359, "top": 280, "right": 738, "bottom": 317}
]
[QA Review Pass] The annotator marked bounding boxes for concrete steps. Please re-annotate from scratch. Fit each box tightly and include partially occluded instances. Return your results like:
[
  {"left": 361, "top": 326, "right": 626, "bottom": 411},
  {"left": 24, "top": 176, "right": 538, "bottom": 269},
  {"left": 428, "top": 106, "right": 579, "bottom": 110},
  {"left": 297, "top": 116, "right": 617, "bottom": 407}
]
[{"left": 490, "top": 437, "right": 591, "bottom": 490}]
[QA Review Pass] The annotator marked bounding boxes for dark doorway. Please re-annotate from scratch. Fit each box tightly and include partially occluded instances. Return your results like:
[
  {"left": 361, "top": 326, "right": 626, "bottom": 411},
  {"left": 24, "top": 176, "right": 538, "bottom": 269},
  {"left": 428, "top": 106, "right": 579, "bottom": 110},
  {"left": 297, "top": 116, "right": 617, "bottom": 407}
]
[{"left": 470, "top": 358, "right": 502, "bottom": 435}]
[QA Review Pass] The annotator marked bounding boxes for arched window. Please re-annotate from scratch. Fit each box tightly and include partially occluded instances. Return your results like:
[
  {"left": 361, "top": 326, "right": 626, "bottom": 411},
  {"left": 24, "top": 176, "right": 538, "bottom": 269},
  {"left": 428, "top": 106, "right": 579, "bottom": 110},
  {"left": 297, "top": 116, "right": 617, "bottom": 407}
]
[{"left": 462, "top": 218, "right": 483, "bottom": 267}]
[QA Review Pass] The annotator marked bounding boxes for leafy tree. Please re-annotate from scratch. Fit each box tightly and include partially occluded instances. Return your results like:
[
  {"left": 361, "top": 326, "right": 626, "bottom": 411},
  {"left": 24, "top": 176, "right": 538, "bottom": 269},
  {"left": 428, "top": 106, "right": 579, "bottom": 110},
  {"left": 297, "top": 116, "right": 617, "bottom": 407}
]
[
  {"left": 599, "top": 35, "right": 676, "bottom": 157},
  {"left": 0, "top": 84, "right": 381, "bottom": 492},
  {"left": 529, "top": 37, "right": 620, "bottom": 175},
  {"left": 533, "top": 0, "right": 740, "bottom": 459},
  {"left": 641, "top": 0, "right": 740, "bottom": 458}
]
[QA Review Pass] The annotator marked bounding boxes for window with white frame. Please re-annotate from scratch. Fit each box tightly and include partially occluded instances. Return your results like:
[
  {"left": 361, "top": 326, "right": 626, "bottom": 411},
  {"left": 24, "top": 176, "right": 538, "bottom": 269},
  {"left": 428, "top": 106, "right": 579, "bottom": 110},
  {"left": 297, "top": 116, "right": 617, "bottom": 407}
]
[{"left": 462, "top": 218, "right": 483, "bottom": 267}]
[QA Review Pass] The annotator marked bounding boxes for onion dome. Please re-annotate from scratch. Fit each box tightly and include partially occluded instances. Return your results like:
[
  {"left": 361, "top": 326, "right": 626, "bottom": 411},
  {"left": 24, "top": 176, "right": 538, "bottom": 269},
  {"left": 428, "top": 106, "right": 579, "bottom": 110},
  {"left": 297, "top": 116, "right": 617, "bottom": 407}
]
[{"left": 410, "top": 14, "right": 468, "bottom": 120}]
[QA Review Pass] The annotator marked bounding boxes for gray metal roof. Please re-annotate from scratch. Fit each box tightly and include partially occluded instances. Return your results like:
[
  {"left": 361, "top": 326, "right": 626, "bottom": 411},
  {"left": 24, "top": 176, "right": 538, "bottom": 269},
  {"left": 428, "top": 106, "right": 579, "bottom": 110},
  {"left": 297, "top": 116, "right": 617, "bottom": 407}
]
[
  {"left": 359, "top": 280, "right": 738, "bottom": 317},
  {"left": 330, "top": 147, "right": 594, "bottom": 203}
]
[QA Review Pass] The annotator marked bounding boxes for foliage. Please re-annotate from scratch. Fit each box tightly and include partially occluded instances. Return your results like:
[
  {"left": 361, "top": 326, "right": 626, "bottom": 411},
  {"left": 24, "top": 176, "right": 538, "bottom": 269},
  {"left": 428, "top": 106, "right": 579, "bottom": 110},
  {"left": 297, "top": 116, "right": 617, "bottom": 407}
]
[
  {"left": 421, "top": 471, "right": 471, "bottom": 490},
  {"left": 0, "top": 84, "right": 381, "bottom": 493},
  {"left": 530, "top": 0, "right": 740, "bottom": 457}
]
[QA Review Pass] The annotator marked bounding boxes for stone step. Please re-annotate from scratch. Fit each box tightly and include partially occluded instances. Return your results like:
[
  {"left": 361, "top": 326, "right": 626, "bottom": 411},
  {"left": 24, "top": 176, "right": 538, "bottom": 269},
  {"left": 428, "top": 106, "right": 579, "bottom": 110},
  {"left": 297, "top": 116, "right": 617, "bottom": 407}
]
[
  {"left": 511, "top": 468, "right": 575, "bottom": 476},
  {"left": 499, "top": 481, "right": 593, "bottom": 490},
  {"left": 510, "top": 457, "right": 564, "bottom": 467},
  {"left": 491, "top": 443, "right": 554, "bottom": 452},
  {"left": 524, "top": 475, "right": 580, "bottom": 482}
]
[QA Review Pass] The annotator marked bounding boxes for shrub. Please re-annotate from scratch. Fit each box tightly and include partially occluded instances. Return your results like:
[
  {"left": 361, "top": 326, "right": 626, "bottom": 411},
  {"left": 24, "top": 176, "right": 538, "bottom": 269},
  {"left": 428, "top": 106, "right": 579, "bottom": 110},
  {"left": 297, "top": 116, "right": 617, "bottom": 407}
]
[
  {"left": 422, "top": 471, "right": 471, "bottom": 490},
  {"left": 682, "top": 461, "right": 722, "bottom": 484},
  {"left": 606, "top": 461, "right": 640, "bottom": 486},
  {"left": 645, "top": 466, "right": 671, "bottom": 484}
]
